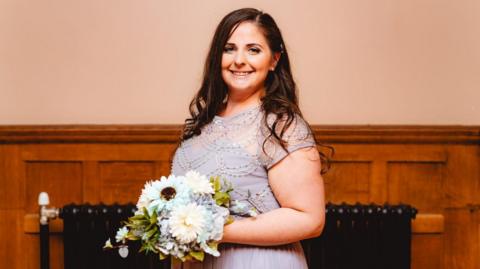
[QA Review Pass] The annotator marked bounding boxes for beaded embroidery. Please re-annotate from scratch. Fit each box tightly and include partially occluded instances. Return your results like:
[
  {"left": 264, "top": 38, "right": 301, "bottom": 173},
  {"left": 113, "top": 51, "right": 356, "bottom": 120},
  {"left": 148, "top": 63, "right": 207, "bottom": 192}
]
[{"left": 171, "top": 104, "right": 316, "bottom": 214}]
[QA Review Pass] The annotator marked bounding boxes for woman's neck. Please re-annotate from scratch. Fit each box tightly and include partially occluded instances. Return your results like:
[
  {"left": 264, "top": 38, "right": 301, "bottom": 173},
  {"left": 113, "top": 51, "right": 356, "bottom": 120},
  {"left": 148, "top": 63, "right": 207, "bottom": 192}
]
[{"left": 219, "top": 89, "right": 264, "bottom": 117}]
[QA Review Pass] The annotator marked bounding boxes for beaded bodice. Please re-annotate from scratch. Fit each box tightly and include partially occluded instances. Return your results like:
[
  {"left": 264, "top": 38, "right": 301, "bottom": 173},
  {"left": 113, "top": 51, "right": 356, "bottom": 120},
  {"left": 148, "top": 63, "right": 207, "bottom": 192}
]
[{"left": 171, "top": 104, "right": 316, "bottom": 215}]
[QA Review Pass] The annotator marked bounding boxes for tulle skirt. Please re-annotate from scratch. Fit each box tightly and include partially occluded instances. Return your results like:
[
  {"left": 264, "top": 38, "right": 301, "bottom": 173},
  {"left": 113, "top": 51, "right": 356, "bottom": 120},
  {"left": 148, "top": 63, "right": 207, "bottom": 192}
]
[{"left": 172, "top": 242, "right": 308, "bottom": 269}]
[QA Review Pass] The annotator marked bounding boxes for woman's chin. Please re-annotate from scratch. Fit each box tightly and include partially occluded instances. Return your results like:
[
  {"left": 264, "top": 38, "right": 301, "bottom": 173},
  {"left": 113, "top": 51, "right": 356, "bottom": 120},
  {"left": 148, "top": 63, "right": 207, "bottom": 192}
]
[{"left": 227, "top": 86, "right": 262, "bottom": 96}]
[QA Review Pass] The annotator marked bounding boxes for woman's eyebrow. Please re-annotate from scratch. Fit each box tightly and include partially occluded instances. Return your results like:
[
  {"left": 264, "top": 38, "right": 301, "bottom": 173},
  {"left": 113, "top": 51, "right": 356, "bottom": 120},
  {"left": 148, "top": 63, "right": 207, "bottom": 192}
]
[
  {"left": 225, "top": 42, "right": 263, "bottom": 48},
  {"left": 246, "top": 43, "right": 263, "bottom": 48}
]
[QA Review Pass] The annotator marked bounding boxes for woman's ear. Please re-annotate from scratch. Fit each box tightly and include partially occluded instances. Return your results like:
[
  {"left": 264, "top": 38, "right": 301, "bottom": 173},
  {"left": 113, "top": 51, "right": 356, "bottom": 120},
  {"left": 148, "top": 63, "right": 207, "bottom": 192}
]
[{"left": 271, "top": 52, "right": 281, "bottom": 70}]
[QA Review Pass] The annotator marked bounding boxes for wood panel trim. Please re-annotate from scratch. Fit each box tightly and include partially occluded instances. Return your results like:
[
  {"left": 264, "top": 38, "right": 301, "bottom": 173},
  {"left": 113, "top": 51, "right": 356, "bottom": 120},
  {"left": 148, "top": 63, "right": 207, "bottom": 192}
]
[
  {"left": 1, "top": 125, "right": 479, "bottom": 144},
  {"left": 0, "top": 125, "right": 182, "bottom": 144}
]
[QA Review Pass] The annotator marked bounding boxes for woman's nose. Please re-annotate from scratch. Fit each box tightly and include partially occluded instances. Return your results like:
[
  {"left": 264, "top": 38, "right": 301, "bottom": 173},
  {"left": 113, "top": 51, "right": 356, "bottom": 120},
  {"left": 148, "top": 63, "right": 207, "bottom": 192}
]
[{"left": 234, "top": 51, "right": 246, "bottom": 65}]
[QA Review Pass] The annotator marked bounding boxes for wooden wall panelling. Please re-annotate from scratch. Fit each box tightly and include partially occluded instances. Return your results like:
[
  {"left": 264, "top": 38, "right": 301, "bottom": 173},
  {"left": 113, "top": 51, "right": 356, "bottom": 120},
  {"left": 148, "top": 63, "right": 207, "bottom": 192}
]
[
  {"left": 0, "top": 210, "right": 27, "bottom": 269},
  {"left": 387, "top": 160, "right": 446, "bottom": 268},
  {"left": 387, "top": 161, "right": 446, "bottom": 213},
  {"left": 25, "top": 161, "right": 84, "bottom": 213},
  {"left": 1, "top": 145, "right": 25, "bottom": 209},
  {"left": 443, "top": 145, "right": 480, "bottom": 269},
  {"left": 83, "top": 161, "right": 100, "bottom": 203},
  {"left": 444, "top": 145, "right": 480, "bottom": 208},
  {"left": 0, "top": 145, "right": 5, "bottom": 207},
  {"left": 20, "top": 143, "right": 175, "bottom": 206},
  {"left": 0, "top": 145, "right": 26, "bottom": 269},
  {"left": 444, "top": 208, "right": 480, "bottom": 269},
  {"left": 0, "top": 125, "right": 478, "bottom": 269},
  {"left": 328, "top": 143, "right": 450, "bottom": 269},
  {"left": 477, "top": 209, "right": 480, "bottom": 269},
  {"left": 411, "top": 233, "right": 444, "bottom": 269},
  {"left": 20, "top": 143, "right": 174, "bottom": 162},
  {"left": 323, "top": 160, "right": 372, "bottom": 204},
  {"left": 22, "top": 158, "right": 84, "bottom": 269},
  {"left": 99, "top": 161, "right": 156, "bottom": 204},
  {"left": 155, "top": 159, "right": 175, "bottom": 178},
  {"left": 18, "top": 143, "right": 175, "bottom": 269}
]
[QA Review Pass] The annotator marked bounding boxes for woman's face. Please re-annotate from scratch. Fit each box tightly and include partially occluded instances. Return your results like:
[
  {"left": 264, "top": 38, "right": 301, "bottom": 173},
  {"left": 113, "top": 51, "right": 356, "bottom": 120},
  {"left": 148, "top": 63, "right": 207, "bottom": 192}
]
[{"left": 221, "top": 22, "right": 279, "bottom": 98}]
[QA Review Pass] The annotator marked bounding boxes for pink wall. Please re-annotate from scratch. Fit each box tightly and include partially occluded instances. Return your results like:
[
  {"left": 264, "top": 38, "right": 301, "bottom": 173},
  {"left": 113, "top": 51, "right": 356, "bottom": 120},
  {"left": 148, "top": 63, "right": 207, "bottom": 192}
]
[{"left": 1, "top": 0, "right": 479, "bottom": 125}]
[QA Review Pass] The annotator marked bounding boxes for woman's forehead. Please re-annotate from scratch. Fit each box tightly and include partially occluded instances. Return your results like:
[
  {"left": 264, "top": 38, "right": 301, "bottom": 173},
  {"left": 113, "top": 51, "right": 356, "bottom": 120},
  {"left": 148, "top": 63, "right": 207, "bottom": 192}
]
[{"left": 227, "top": 22, "right": 268, "bottom": 45}]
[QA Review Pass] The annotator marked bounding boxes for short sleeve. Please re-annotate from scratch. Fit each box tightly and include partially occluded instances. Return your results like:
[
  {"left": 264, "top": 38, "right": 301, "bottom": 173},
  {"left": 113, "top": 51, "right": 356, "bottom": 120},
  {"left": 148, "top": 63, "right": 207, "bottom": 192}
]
[{"left": 260, "top": 114, "right": 316, "bottom": 170}]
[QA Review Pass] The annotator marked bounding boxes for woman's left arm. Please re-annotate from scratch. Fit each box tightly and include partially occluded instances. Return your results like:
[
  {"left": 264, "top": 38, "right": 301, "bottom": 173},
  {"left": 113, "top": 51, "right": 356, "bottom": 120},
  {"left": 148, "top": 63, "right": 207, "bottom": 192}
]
[{"left": 221, "top": 146, "right": 325, "bottom": 246}]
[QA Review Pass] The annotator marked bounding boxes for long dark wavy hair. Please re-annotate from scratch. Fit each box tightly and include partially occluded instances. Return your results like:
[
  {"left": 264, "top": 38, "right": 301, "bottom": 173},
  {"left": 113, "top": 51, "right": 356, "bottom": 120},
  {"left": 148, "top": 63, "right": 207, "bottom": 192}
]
[{"left": 173, "top": 8, "right": 333, "bottom": 174}]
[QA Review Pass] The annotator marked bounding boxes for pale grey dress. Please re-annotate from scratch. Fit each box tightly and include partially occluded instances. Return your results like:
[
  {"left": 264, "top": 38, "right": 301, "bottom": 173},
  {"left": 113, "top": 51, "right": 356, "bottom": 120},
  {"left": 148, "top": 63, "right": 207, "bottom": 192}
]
[{"left": 171, "top": 103, "right": 316, "bottom": 269}]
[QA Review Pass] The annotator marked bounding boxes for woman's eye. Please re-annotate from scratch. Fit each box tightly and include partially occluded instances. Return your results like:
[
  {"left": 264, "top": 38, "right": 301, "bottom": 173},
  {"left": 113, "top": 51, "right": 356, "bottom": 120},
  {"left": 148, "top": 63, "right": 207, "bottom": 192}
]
[
  {"left": 223, "top": 47, "right": 234, "bottom": 53},
  {"left": 249, "top": 48, "right": 261, "bottom": 54}
]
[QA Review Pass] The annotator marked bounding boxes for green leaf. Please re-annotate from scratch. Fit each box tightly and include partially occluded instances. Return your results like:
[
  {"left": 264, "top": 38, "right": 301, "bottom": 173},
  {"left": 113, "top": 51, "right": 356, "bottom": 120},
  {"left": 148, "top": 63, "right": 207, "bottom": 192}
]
[
  {"left": 225, "top": 215, "right": 234, "bottom": 225},
  {"left": 129, "top": 214, "right": 146, "bottom": 221},
  {"left": 126, "top": 233, "right": 140, "bottom": 241},
  {"left": 207, "top": 241, "right": 218, "bottom": 251},
  {"left": 144, "top": 226, "right": 158, "bottom": 239},
  {"left": 126, "top": 219, "right": 149, "bottom": 228},
  {"left": 139, "top": 241, "right": 158, "bottom": 254},
  {"left": 142, "top": 207, "right": 150, "bottom": 218},
  {"left": 189, "top": 251, "right": 205, "bottom": 262},
  {"left": 150, "top": 210, "right": 158, "bottom": 224},
  {"left": 214, "top": 192, "right": 231, "bottom": 206},
  {"left": 159, "top": 252, "right": 167, "bottom": 260},
  {"left": 139, "top": 244, "right": 148, "bottom": 253},
  {"left": 213, "top": 176, "right": 221, "bottom": 192}
]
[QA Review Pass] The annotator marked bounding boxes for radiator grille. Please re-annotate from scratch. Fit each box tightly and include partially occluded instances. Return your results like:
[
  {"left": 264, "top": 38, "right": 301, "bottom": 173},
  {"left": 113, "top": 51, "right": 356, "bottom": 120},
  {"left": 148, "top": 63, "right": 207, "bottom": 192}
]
[{"left": 56, "top": 202, "right": 416, "bottom": 269}]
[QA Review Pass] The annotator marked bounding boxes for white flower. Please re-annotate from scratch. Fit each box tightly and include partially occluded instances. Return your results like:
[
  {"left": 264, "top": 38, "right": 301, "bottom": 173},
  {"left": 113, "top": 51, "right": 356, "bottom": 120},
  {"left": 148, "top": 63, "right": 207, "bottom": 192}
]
[
  {"left": 211, "top": 207, "right": 230, "bottom": 241},
  {"left": 169, "top": 203, "right": 206, "bottom": 244},
  {"left": 248, "top": 208, "right": 258, "bottom": 217},
  {"left": 201, "top": 242, "right": 220, "bottom": 257},
  {"left": 103, "top": 238, "right": 113, "bottom": 249},
  {"left": 115, "top": 227, "right": 129, "bottom": 243},
  {"left": 140, "top": 176, "right": 189, "bottom": 214},
  {"left": 184, "top": 170, "right": 214, "bottom": 194},
  {"left": 136, "top": 191, "right": 149, "bottom": 210}
]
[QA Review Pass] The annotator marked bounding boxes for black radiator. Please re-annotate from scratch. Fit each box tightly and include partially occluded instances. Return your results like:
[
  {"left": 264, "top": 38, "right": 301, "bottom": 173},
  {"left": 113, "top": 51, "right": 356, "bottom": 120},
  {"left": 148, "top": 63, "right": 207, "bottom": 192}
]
[
  {"left": 60, "top": 203, "right": 169, "bottom": 269},
  {"left": 51, "top": 202, "right": 416, "bottom": 269},
  {"left": 302, "top": 203, "right": 417, "bottom": 269}
]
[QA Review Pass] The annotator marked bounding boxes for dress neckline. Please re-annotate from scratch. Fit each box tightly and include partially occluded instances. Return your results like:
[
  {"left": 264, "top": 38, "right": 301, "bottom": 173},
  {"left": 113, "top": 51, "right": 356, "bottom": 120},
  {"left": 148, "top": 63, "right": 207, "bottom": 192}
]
[{"left": 214, "top": 103, "right": 261, "bottom": 121}]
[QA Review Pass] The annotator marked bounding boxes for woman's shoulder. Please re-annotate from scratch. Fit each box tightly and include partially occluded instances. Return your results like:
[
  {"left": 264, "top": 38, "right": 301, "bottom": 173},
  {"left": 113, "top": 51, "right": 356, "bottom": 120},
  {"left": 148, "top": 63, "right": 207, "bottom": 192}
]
[{"left": 262, "top": 111, "right": 312, "bottom": 137}]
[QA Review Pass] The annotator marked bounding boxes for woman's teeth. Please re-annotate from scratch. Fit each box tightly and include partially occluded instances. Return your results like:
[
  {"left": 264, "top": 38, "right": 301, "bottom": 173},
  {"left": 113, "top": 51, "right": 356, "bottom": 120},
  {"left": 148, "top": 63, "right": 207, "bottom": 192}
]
[{"left": 231, "top": 71, "right": 252, "bottom": 79}]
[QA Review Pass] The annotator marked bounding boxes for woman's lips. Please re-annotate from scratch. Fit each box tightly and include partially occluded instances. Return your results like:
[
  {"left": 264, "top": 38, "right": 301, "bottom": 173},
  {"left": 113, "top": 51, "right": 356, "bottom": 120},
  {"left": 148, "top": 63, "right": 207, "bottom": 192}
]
[{"left": 230, "top": 71, "right": 253, "bottom": 79}]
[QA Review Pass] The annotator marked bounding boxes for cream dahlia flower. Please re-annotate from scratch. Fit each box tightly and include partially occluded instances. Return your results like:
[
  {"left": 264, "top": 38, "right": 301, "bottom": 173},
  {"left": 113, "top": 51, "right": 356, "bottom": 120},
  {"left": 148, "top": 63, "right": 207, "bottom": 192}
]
[
  {"left": 184, "top": 170, "right": 214, "bottom": 194},
  {"left": 169, "top": 203, "right": 206, "bottom": 244}
]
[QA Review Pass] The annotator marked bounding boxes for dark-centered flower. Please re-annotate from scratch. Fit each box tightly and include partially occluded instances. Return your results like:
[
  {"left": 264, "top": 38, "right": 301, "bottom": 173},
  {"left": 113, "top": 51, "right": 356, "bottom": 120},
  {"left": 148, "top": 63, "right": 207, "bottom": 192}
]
[{"left": 161, "top": 187, "right": 176, "bottom": 201}]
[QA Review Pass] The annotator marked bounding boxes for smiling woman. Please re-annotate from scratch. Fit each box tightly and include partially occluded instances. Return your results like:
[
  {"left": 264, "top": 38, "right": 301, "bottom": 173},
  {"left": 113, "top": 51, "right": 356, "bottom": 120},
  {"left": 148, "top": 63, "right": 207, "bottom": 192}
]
[
  {"left": 171, "top": 7, "right": 327, "bottom": 269},
  {"left": 220, "top": 21, "right": 280, "bottom": 111}
]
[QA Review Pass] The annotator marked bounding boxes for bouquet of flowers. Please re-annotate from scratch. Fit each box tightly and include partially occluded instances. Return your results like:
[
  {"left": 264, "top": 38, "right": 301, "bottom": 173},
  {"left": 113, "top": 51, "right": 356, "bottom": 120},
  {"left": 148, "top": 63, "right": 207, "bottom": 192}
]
[{"left": 104, "top": 170, "right": 235, "bottom": 262}]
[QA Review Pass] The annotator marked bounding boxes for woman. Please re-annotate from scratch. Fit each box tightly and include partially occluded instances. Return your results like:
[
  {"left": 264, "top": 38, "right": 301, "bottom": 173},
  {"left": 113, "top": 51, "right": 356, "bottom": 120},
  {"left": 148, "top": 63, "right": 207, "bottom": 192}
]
[{"left": 171, "top": 8, "right": 327, "bottom": 269}]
